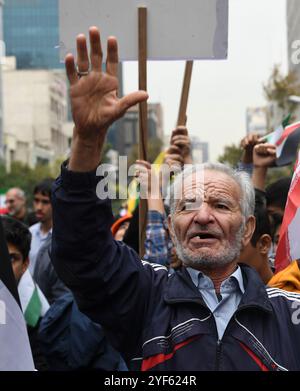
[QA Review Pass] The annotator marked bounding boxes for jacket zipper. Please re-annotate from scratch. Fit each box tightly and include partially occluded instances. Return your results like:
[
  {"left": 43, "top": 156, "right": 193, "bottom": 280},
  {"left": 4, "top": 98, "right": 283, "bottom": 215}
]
[{"left": 215, "top": 339, "right": 222, "bottom": 370}]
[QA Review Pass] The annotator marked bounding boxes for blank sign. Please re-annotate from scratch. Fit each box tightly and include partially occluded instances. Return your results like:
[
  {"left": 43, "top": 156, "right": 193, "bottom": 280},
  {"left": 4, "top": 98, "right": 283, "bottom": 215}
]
[{"left": 59, "top": 0, "right": 228, "bottom": 61}]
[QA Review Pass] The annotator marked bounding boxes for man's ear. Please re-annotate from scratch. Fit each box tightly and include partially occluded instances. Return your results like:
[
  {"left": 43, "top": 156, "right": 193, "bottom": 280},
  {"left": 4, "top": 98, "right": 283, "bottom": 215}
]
[
  {"left": 257, "top": 234, "right": 272, "bottom": 255},
  {"left": 22, "top": 257, "right": 29, "bottom": 274},
  {"left": 241, "top": 215, "right": 256, "bottom": 248}
]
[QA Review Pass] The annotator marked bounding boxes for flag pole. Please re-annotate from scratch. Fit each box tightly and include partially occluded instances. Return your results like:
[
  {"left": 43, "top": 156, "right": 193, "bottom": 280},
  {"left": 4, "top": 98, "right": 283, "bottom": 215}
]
[{"left": 138, "top": 7, "right": 148, "bottom": 257}]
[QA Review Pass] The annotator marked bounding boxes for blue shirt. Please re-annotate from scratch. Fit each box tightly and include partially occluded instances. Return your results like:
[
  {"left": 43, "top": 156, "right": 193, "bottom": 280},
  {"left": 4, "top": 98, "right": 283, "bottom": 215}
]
[{"left": 186, "top": 266, "right": 245, "bottom": 340}]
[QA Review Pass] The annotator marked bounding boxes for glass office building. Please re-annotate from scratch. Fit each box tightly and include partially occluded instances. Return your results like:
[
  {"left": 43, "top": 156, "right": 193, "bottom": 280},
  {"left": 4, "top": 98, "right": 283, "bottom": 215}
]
[{"left": 3, "top": 0, "right": 62, "bottom": 69}]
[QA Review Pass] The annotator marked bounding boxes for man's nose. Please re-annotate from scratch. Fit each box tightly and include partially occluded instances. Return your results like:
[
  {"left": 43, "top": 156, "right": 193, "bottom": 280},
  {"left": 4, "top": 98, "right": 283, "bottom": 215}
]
[{"left": 192, "top": 202, "right": 215, "bottom": 225}]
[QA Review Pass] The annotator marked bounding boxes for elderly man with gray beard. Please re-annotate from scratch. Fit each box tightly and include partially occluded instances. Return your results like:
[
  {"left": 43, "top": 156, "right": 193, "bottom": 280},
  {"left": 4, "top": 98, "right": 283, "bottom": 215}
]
[{"left": 51, "top": 26, "right": 300, "bottom": 371}]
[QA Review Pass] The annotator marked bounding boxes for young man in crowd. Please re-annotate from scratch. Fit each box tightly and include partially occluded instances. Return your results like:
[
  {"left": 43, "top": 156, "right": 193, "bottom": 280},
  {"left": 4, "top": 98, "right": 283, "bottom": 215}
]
[
  {"left": 29, "top": 179, "right": 54, "bottom": 274},
  {"left": 2, "top": 216, "right": 49, "bottom": 370}
]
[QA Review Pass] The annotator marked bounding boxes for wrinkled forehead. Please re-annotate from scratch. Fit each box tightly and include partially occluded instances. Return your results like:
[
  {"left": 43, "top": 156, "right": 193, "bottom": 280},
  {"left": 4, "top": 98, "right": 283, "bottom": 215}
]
[{"left": 177, "top": 169, "right": 242, "bottom": 203}]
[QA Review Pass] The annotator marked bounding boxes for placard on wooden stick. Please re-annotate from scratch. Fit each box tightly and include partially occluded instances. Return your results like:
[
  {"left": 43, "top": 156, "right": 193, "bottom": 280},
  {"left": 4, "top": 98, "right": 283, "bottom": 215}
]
[{"left": 59, "top": 0, "right": 228, "bottom": 61}]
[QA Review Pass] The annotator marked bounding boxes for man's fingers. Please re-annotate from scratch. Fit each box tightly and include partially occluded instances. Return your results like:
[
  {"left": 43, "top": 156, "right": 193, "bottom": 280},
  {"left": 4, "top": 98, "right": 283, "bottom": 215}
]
[
  {"left": 65, "top": 54, "right": 79, "bottom": 85},
  {"left": 106, "top": 37, "right": 119, "bottom": 77},
  {"left": 167, "top": 145, "right": 181, "bottom": 154},
  {"left": 171, "top": 135, "right": 190, "bottom": 146},
  {"left": 165, "top": 154, "right": 184, "bottom": 164},
  {"left": 76, "top": 34, "right": 90, "bottom": 73},
  {"left": 89, "top": 26, "right": 103, "bottom": 71},
  {"left": 171, "top": 126, "right": 188, "bottom": 138}
]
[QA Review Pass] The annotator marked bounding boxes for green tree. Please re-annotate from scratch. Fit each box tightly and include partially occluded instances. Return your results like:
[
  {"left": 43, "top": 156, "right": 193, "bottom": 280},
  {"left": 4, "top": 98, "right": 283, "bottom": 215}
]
[
  {"left": 263, "top": 65, "right": 300, "bottom": 122},
  {"left": 218, "top": 144, "right": 242, "bottom": 167}
]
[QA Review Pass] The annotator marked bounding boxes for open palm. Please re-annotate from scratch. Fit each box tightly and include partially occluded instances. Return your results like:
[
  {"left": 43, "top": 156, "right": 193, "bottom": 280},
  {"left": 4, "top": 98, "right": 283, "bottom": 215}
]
[{"left": 65, "top": 27, "right": 148, "bottom": 141}]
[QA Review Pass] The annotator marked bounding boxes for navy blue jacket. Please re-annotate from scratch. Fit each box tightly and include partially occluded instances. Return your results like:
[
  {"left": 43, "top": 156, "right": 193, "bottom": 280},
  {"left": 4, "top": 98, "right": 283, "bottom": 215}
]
[
  {"left": 38, "top": 292, "right": 127, "bottom": 371},
  {"left": 51, "top": 165, "right": 300, "bottom": 371}
]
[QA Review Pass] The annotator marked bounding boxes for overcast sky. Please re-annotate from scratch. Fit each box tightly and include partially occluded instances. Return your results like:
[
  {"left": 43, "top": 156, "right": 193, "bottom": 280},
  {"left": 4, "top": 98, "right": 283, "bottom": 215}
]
[{"left": 123, "top": 0, "right": 288, "bottom": 161}]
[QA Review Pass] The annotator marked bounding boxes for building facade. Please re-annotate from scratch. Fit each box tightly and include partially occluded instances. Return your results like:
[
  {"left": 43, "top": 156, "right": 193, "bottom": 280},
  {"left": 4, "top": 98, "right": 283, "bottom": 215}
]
[
  {"left": 2, "top": 57, "right": 71, "bottom": 170},
  {"left": 190, "top": 136, "right": 209, "bottom": 164},
  {"left": 107, "top": 103, "right": 164, "bottom": 157},
  {"left": 246, "top": 107, "right": 269, "bottom": 136},
  {"left": 3, "top": 0, "right": 61, "bottom": 69},
  {"left": 287, "top": 0, "right": 300, "bottom": 124}
]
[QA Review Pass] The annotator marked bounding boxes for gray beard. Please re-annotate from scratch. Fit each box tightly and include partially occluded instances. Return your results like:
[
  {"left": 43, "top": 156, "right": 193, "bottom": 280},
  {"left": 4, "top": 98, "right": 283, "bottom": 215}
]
[{"left": 173, "top": 224, "right": 245, "bottom": 269}]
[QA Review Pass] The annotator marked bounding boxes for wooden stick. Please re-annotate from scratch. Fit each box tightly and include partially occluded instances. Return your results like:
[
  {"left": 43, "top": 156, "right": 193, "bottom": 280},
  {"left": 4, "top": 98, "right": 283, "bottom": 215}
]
[
  {"left": 138, "top": 7, "right": 148, "bottom": 257},
  {"left": 177, "top": 61, "right": 194, "bottom": 126}
]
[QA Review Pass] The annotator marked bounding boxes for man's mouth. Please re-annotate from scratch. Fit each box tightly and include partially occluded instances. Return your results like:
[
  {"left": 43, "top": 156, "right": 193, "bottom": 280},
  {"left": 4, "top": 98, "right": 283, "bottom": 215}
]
[
  {"left": 188, "top": 232, "right": 221, "bottom": 246},
  {"left": 190, "top": 232, "right": 219, "bottom": 240}
]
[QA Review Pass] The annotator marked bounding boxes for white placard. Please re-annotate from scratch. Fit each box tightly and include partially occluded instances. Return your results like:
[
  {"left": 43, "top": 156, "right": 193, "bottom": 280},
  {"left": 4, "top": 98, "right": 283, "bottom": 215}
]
[{"left": 59, "top": 0, "right": 228, "bottom": 61}]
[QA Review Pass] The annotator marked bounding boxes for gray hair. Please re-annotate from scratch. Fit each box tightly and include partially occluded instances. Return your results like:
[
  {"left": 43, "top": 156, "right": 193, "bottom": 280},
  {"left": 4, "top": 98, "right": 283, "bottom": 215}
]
[
  {"left": 7, "top": 187, "right": 26, "bottom": 200},
  {"left": 168, "top": 162, "right": 255, "bottom": 221}
]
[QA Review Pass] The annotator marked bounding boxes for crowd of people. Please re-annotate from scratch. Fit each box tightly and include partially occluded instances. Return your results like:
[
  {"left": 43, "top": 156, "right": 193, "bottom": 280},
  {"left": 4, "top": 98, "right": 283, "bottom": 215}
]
[{"left": 1, "top": 26, "right": 300, "bottom": 371}]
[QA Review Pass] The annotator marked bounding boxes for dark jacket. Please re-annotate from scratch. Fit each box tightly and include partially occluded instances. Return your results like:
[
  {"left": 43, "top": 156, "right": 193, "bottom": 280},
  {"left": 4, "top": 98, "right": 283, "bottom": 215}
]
[
  {"left": 51, "top": 165, "right": 300, "bottom": 371},
  {"left": 38, "top": 292, "right": 127, "bottom": 371},
  {"left": 34, "top": 235, "right": 69, "bottom": 305}
]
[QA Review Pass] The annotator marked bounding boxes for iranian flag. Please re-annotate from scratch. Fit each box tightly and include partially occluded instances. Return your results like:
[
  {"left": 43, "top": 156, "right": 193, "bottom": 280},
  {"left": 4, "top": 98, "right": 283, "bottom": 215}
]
[
  {"left": 263, "top": 117, "right": 300, "bottom": 166},
  {"left": 275, "top": 151, "right": 300, "bottom": 272},
  {"left": 0, "top": 217, "right": 35, "bottom": 371}
]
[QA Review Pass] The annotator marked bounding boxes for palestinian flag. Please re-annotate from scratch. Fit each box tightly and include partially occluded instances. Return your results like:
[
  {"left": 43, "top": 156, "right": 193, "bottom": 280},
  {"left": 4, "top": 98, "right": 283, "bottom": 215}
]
[
  {"left": 264, "top": 116, "right": 300, "bottom": 166},
  {"left": 18, "top": 269, "right": 49, "bottom": 328},
  {"left": 0, "top": 217, "right": 35, "bottom": 370},
  {"left": 275, "top": 151, "right": 300, "bottom": 272}
]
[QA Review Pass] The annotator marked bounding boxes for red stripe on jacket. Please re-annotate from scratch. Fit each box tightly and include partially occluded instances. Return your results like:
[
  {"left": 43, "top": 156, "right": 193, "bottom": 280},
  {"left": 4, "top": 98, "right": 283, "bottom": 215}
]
[
  {"left": 141, "top": 336, "right": 198, "bottom": 371},
  {"left": 239, "top": 342, "right": 270, "bottom": 371}
]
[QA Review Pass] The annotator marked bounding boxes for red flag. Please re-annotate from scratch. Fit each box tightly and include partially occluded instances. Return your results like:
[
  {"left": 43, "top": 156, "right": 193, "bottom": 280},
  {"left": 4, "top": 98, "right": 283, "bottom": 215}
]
[{"left": 275, "top": 152, "right": 300, "bottom": 272}]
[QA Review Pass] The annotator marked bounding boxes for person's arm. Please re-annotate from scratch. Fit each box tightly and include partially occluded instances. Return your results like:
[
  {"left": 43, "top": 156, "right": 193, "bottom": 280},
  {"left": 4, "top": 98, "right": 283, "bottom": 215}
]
[
  {"left": 252, "top": 143, "right": 276, "bottom": 191},
  {"left": 51, "top": 28, "right": 169, "bottom": 359},
  {"left": 134, "top": 160, "right": 170, "bottom": 266},
  {"left": 236, "top": 133, "right": 260, "bottom": 175},
  {"left": 144, "top": 210, "right": 170, "bottom": 266}
]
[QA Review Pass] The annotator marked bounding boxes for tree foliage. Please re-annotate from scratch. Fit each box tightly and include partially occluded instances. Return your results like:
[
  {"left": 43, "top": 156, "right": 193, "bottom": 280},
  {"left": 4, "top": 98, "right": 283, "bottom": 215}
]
[
  {"left": 218, "top": 144, "right": 242, "bottom": 167},
  {"left": 263, "top": 65, "right": 300, "bottom": 119},
  {"left": 0, "top": 161, "right": 58, "bottom": 205}
]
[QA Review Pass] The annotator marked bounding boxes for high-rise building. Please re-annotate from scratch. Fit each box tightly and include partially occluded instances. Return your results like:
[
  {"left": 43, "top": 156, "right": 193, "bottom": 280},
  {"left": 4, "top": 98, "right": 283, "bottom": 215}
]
[
  {"left": 190, "top": 136, "right": 209, "bottom": 164},
  {"left": 246, "top": 107, "right": 269, "bottom": 136},
  {"left": 3, "top": 0, "right": 62, "bottom": 69},
  {"left": 286, "top": 0, "right": 300, "bottom": 125},
  {"left": 287, "top": 0, "right": 300, "bottom": 77},
  {"left": 107, "top": 103, "right": 164, "bottom": 157}
]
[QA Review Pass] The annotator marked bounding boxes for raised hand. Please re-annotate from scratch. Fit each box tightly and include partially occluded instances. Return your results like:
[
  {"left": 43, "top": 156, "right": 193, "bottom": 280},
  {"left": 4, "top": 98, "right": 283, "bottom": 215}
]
[
  {"left": 66, "top": 27, "right": 148, "bottom": 171},
  {"left": 253, "top": 143, "right": 276, "bottom": 168},
  {"left": 170, "top": 126, "right": 193, "bottom": 164},
  {"left": 240, "top": 133, "right": 260, "bottom": 164}
]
